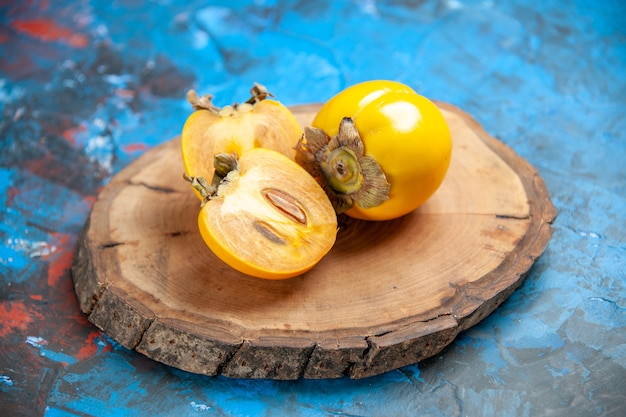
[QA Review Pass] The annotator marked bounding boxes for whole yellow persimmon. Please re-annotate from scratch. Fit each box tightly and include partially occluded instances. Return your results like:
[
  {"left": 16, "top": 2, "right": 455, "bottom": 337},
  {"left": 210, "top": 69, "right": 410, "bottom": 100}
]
[{"left": 296, "top": 80, "right": 452, "bottom": 221}]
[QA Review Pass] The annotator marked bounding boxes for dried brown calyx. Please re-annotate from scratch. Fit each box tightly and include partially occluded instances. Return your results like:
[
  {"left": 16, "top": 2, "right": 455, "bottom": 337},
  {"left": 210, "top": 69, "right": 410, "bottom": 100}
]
[
  {"left": 186, "top": 82, "right": 273, "bottom": 115},
  {"left": 183, "top": 152, "right": 239, "bottom": 206},
  {"left": 295, "top": 117, "right": 390, "bottom": 214}
]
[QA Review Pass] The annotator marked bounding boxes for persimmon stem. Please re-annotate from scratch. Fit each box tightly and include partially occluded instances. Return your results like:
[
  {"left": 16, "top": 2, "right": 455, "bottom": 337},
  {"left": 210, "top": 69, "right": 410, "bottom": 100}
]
[
  {"left": 320, "top": 147, "right": 363, "bottom": 195},
  {"left": 184, "top": 152, "right": 240, "bottom": 207},
  {"left": 186, "top": 90, "right": 220, "bottom": 112},
  {"left": 245, "top": 82, "right": 274, "bottom": 104},
  {"left": 183, "top": 173, "right": 214, "bottom": 207},
  {"left": 187, "top": 83, "right": 273, "bottom": 114}
]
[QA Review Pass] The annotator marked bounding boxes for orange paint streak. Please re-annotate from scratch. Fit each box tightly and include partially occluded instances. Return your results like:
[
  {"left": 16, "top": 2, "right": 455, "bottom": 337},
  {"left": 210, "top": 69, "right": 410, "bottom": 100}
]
[
  {"left": 123, "top": 143, "right": 149, "bottom": 153},
  {"left": 46, "top": 233, "right": 73, "bottom": 287},
  {"left": 76, "top": 331, "right": 112, "bottom": 360},
  {"left": 47, "top": 250, "right": 73, "bottom": 287},
  {"left": 0, "top": 301, "right": 33, "bottom": 337},
  {"left": 76, "top": 332, "right": 98, "bottom": 360},
  {"left": 30, "top": 294, "right": 44, "bottom": 301},
  {"left": 115, "top": 88, "right": 135, "bottom": 99},
  {"left": 12, "top": 18, "right": 88, "bottom": 48}
]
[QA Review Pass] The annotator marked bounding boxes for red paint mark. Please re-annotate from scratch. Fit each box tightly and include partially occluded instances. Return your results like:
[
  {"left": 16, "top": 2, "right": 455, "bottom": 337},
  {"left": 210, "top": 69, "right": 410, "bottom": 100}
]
[
  {"left": 75, "top": 342, "right": 96, "bottom": 360},
  {"left": 123, "top": 143, "right": 149, "bottom": 153},
  {"left": 75, "top": 331, "right": 112, "bottom": 360},
  {"left": 83, "top": 195, "right": 96, "bottom": 206},
  {"left": 73, "top": 311, "right": 90, "bottom": 326},
  {"left": 12, "top": 18, "right": 89, "bottom": 48},
  {"left": 30, "top": 294, "right": 44, "bottom": 301},
  {"left": 62, "top": 124, "right": 86, "bottom": 146},
  {"left": 47, "top": 253, "right": 70, "bottom": 287},
  {"left": 46, "top": 233, "right": 73, "bottom": 287},
  {"left": 0, "top": 47, "right": 43, "bottom": 81},
  {"left": 5, "top": 186, "right": 19, "bottom": 206},
  {"left": 0, "top": 301, "right": 33, "bottom": 337}
]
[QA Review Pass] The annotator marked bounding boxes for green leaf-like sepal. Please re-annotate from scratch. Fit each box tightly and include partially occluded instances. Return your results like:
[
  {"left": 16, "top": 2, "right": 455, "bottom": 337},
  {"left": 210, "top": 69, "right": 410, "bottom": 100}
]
[{"left": 295, "top": 117, "right": 390, "bottom": 214}]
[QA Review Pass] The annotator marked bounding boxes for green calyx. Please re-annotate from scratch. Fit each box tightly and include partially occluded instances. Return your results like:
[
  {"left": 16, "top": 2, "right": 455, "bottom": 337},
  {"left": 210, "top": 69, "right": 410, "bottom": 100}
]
[
  {"left": 184, "top": 152, "right": 239, "bottom": 207},
  {"left": 295, "top": 117, "right": 390, "bottom": 214},
  {"left": 320, "top": 146, "right": 363, "bottom": 195}
]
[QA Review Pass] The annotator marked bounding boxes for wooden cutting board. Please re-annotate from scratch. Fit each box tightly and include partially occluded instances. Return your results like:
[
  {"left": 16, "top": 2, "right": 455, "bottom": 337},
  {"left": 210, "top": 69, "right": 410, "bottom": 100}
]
[{"left": 71, "top": 103, "right": 556, "bottom": 379}]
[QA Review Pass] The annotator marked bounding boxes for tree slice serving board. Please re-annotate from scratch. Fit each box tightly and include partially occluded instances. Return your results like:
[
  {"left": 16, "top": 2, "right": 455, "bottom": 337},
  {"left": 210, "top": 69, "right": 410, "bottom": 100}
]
[{"left": 71, "top": 103, "right": 556, "bottom": 380}]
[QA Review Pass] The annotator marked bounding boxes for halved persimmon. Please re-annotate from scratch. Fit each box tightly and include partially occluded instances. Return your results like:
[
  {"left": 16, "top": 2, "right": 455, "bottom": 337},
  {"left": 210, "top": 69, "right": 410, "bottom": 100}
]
[
  {"left": 186, "top": 148, "right": 337, "bottom": 280},
  {"left": 182, "top": 83, "right": 302, "bottom": 200}
]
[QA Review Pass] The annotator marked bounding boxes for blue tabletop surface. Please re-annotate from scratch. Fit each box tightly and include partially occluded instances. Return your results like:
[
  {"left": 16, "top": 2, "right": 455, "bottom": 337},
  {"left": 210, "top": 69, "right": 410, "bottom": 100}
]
[{"left": 1, "top": 1, "right": 625, "bottom": 416}]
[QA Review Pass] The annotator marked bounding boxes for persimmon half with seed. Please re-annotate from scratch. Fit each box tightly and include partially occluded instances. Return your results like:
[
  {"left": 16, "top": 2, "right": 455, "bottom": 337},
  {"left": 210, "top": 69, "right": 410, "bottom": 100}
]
[
  {"left": 187, "top": 148, "right": 337, "bottom": 280},
  {"left": 182, "top": 83, "right": 302, "bottom": 200}
]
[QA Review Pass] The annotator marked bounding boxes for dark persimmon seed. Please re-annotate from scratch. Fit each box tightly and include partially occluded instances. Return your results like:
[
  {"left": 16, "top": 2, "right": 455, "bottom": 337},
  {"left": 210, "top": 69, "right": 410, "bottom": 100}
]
[
  {"left": 253, "top": 221, "right": 287, "bottom": 245},
  {"left": 262, "top": 188, "right": 308, "bottom": 225}
]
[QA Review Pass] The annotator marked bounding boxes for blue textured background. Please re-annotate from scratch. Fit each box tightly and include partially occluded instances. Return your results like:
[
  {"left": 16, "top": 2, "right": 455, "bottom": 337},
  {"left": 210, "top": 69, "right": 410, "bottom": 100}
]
[{"left": 1, "top": 1, "right": 625, "bottom": 416}]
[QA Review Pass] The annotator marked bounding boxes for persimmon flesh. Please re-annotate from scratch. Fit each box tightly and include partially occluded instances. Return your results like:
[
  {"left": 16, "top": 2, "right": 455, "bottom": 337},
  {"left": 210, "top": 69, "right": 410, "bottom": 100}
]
[
  {"left": 197, "top": 148, "right": 337, "bottom": 279},
  {"left": 182, "top": 85, "right": 302, "bottom": 200}
]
